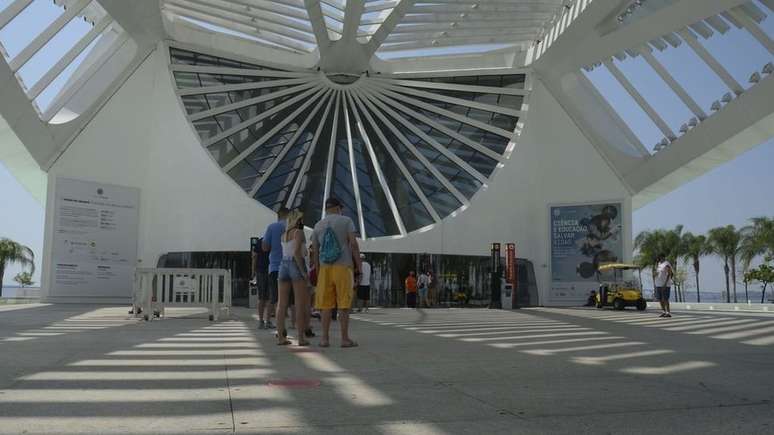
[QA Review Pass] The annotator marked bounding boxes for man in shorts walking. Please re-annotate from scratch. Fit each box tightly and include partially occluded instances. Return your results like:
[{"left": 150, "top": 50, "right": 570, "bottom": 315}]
[
  {"left": 311, "top": 198, "right": 361, "bottom": 348},
  {"left": 262, "top": 207, "right": 288, "bottom": 330},
  {"left": 655, "top": 254, "right": 673, "bottom": 318}
]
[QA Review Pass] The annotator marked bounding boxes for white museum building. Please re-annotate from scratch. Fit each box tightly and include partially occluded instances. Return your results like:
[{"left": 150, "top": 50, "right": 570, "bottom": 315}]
[{"left": 0, "top": 0, "right": 772, "bottom": 306}]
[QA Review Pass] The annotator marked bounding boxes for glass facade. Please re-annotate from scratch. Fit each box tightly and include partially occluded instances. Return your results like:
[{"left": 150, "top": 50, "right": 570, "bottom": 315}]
[{"left": 170, "top": 48, "right": 528, "bottom": 238}]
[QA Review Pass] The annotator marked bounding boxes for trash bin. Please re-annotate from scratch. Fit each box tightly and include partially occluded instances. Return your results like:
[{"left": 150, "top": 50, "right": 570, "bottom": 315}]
[
  {"left": 501, "top": 283, "right": 514, "bottom": 310},
  {"left": 248, "top": 283, "right": 257, "bottom": 309}
]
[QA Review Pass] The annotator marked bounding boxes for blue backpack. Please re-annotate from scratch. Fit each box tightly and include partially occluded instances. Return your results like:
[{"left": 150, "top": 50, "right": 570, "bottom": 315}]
[{"left": 319, "top": 225, "right": 342, "bottom": 264}]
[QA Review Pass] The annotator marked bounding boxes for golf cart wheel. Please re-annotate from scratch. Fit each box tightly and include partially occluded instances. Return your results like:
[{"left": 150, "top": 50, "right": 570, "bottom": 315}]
[
  {"left": 208, "top": 314, "right": 214, "bottom": 321},
  {"left": 613, "top": 298, "right": 625, "bottom": 311},
  {"left": 596, "top": 301, "right": 603, "bottom": 309},
  {"left": 636, "top": 300, "right": 647, "bottom": 311},
  {"left": 143, "top": 314, "right": 149, "bottom": 321}
]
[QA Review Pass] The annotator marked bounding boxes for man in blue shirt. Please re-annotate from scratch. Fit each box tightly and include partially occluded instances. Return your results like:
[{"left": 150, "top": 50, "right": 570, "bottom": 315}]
[{"left": 261, "top": 207, "right": 288, "bottom": 330}]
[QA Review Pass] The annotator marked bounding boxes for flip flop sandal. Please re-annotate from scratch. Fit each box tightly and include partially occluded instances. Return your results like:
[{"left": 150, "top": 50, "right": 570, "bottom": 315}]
[{"left": 340, "top": 341, "right": 359, "bottom": 348}]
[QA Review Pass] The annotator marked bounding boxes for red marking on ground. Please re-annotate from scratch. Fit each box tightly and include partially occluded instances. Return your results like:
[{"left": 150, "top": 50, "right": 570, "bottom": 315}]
[{"left": 268, "top": 379, "right": 321, "bottom": 389}]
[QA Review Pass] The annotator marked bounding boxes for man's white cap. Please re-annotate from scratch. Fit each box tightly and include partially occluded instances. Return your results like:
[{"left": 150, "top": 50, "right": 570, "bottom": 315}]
[{"left": 359, "top": 253, "right": 366, "bottom": 259}]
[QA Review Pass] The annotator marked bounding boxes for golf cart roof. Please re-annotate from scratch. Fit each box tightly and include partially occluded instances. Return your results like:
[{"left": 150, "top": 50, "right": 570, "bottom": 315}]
[{"left": 598, "top": 263, "right": 641, "bottom": 272}]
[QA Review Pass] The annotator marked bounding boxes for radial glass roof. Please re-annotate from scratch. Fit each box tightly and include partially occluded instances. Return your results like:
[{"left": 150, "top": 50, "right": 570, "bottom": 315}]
[{"left": 170, "top": 47, "right": 528, "bottom": 238}]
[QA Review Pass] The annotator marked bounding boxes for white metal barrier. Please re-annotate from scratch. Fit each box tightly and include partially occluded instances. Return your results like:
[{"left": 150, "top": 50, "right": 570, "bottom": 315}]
[{"left": 133, "top": 268, "right": 232, "bottom": 321}]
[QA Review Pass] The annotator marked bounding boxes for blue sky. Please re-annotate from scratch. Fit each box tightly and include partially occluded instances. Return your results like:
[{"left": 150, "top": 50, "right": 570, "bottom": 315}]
[
  {"left": 0, "top": 163, "right": 44, "bottom": 287},
  {"left": 0, "top": 1, "right": 773, "bottom": 298}
]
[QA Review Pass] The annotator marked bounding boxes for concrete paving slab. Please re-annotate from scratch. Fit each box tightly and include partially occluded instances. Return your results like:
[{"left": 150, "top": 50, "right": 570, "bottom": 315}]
[{"left": 1, "top": 305, "right": 774, "bottom": 434}]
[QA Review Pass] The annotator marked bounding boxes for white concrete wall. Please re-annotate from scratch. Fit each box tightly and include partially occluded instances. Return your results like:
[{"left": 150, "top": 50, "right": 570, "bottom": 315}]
[
  {"left": 40, "top": 44, "right": 276, "bottom": 302},
  {"left": 41, "top": 42, "right": 631, "bottom": 305}
]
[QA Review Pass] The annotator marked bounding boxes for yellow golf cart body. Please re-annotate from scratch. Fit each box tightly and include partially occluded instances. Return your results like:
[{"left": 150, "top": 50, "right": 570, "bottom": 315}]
[{"left": 596, "top": 263, "right": 647, "bottom": 311}]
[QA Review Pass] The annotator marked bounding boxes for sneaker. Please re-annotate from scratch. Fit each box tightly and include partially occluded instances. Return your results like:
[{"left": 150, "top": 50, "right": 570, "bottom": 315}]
[
  {"left": 665, "top": 313, "right": 672, "bottom": 318},
  {"left": 659, "top": 313, "right": 667, "bottom": 318},
  {"left": 258, "top": 320, "right": 265, "bottom": 329},
  {"left": 304, "top": 328, "right": 316, "bottom": 338},
  {"left": 264, "top": 321, "right": 275, "bottom": 329}
]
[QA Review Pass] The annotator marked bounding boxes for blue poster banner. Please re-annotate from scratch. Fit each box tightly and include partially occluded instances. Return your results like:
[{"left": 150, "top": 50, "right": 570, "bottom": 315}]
[{"left": 550, "top": 203, "right": 623, "bottom": 303}]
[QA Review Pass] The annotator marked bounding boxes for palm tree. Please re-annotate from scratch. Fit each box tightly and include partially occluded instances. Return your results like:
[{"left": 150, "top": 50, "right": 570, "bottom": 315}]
[
  {"left": 707, "top": 225, "right": 742, "bottom": 303},
  {"left": 634, "top": 229, "right": 665, "bottom": 292},
  {"left": 740, "top": 216, "right": 774, "bottom": 270},
  {"left": 663, "top": 225, "right": 686, "bottom": 301},
  {"left": 681, "top": 232, "right": 709, "bottom": 303},
  {"left": 0, "top": 238, "right": 36, "bottom": 297}
]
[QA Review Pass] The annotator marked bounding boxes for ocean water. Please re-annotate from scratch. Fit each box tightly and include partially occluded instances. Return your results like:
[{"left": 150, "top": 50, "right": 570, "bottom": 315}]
[
  {"left": 645, "top": 289, "right": 772, "bottom": 303},
  {"left": 0, "top": 286, "right": 41, "bottom": 298}
]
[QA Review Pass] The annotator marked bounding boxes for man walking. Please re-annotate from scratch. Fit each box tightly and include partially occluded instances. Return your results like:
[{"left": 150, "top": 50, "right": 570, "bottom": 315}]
[
  {"left": 655, "top": 254, "right": 673, "bottom": 318},
  {"left": 311, "top": 198, "right": 361, "bottom": 348},
  {"left": 262, "top": 207, "right": 288, "bottom": 330},
  {"left": 356, "top": 253, "right": 371, "bottom": 313}
]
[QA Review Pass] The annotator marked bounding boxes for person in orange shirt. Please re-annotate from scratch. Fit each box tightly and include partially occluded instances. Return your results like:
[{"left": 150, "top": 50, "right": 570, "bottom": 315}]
[{"left": 405, "top": 271, "right": 418, "bottom": 308}]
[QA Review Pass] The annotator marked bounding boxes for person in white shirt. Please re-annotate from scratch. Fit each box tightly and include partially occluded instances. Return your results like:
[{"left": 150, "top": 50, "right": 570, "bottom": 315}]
[
  {"left": 654, "top": 254, "right": 674, "bottom": 318},
  {"left": 418, "top": 271, "right": 430, "bottom": 308},
  {"left": 355, "top": 254, "right": 371, "bottom": 312}
]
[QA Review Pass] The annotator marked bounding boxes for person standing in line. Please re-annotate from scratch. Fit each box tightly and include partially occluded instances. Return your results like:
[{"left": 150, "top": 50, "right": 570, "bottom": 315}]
[
  {"left": 311, "top": 197, "right": 361, "bottom": 348},
  {"left": 427, "top": 270, "right": 437, "bottom": 306},
  {"left": 308, "top": 243, "right": 321, "bottom": 321},
  {"left": 276, "top": 210, "right": 311, "bottom": 346},
  {"left": 418, "top": 271, "right": 430, "bottom": 308},
  {"left": 405, "top": 271, "right": 418, "bottom": 308},
  {"left": 253, "top": 238, "right": 272, "bottom": 329},
  {"left": 262, "top": 207, "right": 288, "bottom": 332},
  {"left": 356, "top": 253, "right": 372, "bottom": 313},
  {"left": 655, "top": 254, "right": 674, "bottom": 318}
]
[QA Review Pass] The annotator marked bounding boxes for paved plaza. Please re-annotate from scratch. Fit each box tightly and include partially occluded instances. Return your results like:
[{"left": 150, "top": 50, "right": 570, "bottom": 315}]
[{"left": 1, "top": 304, "right": 774, "bottom": 434}]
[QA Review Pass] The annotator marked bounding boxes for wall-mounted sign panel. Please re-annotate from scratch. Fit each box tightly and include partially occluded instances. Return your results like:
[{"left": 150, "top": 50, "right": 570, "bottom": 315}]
[
  {"left": 50, "top": 178, "right": 140, "bottom": 300},
  {"left": 550, "top": 202, "right": 623, "bottom": 304}
]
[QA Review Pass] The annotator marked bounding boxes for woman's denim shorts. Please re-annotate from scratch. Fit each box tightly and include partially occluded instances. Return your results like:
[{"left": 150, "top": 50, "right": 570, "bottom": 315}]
[{"left": 278, "top": 258, "right": 305, "bottom": 282}]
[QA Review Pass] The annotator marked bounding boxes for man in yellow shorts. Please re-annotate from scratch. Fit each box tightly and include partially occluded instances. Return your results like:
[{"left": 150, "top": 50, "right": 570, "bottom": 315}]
[{"left": 311, "top": 197, "right": 362, "bottom": 348}]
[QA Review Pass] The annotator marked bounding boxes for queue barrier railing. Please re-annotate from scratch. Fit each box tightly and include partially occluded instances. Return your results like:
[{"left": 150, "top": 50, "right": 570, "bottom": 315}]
[{"left": 133, "top": 268, "right": 231, "bottom": 321}]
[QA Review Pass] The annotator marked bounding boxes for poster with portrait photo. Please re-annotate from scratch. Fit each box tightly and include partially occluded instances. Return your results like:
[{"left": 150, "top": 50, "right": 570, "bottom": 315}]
[{"left": 550, "top": 202, "right": 623, "bottom": 304}]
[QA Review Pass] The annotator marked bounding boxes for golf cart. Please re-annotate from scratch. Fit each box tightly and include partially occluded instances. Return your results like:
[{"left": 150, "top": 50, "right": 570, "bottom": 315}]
[{"left": 596, "top": 263, "right": 647, "bottom": 311}]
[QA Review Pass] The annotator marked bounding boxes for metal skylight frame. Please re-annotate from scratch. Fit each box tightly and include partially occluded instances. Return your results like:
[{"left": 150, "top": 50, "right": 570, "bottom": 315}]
[
  {"left": 376, "top": 0, "right": 564, "bottom": 54},
  {"left": 0, "top": 0, "right": 130, "bottom": 122},
  {"left": 580, "top": 0, "right": 774, "bottom": 154},
  {"left": 161, "top": 0, "right": 318, "bottom": 53}
]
